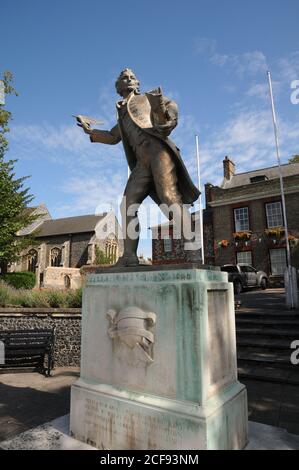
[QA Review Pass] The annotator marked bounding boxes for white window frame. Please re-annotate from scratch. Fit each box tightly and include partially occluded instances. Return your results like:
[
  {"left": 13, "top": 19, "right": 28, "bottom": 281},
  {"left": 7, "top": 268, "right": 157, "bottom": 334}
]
[
  {"left": 163, "top": 237, "right": 172, "bottom": 253},
  {"left": 269, "top": 248, "right": 287, "bottom": 275},
  {"left": 237, "top": 251, "right": 252, "bottom": 265},
  {"left": 266, "top": 202, "right": 283, "bottom": 228},
  {"left": 234, "top": 207, "right": 249, "bottom": 232}
]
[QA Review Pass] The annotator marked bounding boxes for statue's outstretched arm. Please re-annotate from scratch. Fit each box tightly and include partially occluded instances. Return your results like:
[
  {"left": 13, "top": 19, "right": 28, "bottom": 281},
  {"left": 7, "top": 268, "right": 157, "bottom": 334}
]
[{"left": 90, "top": 124, "right": 121, "bottom": 145}]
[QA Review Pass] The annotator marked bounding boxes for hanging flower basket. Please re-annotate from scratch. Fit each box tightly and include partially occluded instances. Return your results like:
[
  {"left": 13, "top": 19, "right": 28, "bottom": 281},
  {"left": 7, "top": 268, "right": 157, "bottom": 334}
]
[
  {"left": 288, "top": 235, "right": 299, "bottom": 245},
  {"left": 233, "top": 231, "right": 252, "bottom": 241},
  {"left": 264, "top": 228, "right": 285, "bottom": 238},
  {"left": 218, "top": 239, "right": 229, "bottom": 248}
]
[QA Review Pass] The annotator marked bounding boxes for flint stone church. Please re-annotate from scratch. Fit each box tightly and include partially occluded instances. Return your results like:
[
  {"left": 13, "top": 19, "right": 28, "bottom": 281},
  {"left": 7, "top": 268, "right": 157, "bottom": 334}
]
[{"left": 9, "top": 204, "right": 123, "bottom": 289}]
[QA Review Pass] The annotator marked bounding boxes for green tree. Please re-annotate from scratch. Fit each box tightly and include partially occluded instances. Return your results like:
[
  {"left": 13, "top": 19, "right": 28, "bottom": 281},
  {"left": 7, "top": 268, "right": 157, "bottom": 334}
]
[
  {"left": 0, "top": 71, "right": 38, "bottom": 273},
  {"left": 289, "top": 155, "right": 299, "bottom": 163}
]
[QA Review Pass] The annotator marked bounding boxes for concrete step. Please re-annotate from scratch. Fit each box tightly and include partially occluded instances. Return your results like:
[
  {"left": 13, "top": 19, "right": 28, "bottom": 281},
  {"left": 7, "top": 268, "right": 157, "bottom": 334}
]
[
  {"left": 237, "top": 337, "right": 292, "bottom": 350},
  {"left": 236, "top": 318, "right": 299, "bottom": 327},
  {"left": 236, "top": 311, "right": 299, "bottom": 320},
  {"left": 238, "top": 362, "right": 299, "bottom": 385},
  {"left": 237, "top": 350, "right": 293, "bottom": 368},
  {"left": 237, "top": 327, "right": 298, "bottom": 338}
]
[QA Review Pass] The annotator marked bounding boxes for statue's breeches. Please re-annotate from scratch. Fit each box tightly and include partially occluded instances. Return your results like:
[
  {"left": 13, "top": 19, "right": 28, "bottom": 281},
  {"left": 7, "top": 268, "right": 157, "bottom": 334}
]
[{"left": 124, "top": 143, "right": 182, "bottom": 207}]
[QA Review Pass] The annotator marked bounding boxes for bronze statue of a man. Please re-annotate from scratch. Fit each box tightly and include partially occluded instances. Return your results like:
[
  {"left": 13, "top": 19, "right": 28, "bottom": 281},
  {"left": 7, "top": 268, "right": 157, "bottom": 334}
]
[{"left": 77, "top": 68, "right": 200, "bottom": 267}]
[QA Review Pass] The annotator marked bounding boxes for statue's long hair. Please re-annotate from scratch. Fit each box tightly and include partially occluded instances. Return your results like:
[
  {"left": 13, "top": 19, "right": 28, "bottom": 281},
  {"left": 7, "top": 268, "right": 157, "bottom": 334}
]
[{"left": 115, "top": 68, "right": 140, "bottom": 96}]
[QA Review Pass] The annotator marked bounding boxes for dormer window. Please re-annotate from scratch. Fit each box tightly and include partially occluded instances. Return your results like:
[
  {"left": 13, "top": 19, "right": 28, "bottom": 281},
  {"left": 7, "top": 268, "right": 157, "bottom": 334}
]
[{"left": 250, "top": 175, "right": 268, "bottom": 183}]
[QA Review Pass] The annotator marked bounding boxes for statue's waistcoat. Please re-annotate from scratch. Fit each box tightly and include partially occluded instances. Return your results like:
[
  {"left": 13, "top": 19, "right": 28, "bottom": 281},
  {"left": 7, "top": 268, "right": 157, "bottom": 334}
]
[{"left": 116, "top": 93, "right": 200, "bottom": 205}]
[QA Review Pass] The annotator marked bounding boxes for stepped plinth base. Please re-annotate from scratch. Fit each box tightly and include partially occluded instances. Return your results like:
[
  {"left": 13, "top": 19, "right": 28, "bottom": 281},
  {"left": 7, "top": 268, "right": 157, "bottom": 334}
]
[{"left": 70, "top": 267, "right": 248, "bottom": 449}]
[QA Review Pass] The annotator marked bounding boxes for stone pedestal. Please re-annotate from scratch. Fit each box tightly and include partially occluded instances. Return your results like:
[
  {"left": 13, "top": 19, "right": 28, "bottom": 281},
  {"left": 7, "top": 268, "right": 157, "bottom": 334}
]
[{"left": 70, "top": 266, "right": 248, "bottom": 449}]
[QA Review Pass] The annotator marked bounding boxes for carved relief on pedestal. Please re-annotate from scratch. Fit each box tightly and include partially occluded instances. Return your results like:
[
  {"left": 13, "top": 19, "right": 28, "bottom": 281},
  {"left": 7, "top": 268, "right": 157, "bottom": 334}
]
[{"left": 107, "top": 306, "right": 156, "bottom": 364}]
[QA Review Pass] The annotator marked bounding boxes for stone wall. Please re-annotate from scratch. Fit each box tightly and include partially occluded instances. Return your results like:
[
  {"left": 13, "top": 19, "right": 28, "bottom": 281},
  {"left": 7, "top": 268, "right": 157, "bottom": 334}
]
[
  {"left": 0, "top": 308, "right": 81, "bottom": 367},
  {"left": 37, "top": 233, "right": 92, "bottom": 269},
  {"left": 43, "top": 267, "right": 82, "bottom": 289},
  {"left": 70, "top": 233, "right": 91, "bottom": 267}
]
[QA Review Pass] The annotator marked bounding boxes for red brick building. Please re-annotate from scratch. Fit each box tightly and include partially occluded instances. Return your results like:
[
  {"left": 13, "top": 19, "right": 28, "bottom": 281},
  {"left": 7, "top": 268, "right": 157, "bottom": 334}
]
[
  {"left": 206, "top": 157, "right": 299, "bottom": 279},
  {"left": 152, "top": 157, "right": 299, "bottom": 281}
]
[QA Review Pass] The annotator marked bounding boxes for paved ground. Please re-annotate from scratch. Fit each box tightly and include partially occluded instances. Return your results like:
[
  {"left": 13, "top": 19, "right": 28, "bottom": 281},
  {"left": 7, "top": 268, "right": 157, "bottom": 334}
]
[
  {"left": 235, "top": 287, "right": 289, "bottom": 312},
  {"left": 0, "top": 367, "right": 79, "bottom": 441},
  {"left": 0, "top": 289, "right": 298, "bottom": 441},
  {"left": 243, "top": 378, "right": 299, "bottom": 435}
]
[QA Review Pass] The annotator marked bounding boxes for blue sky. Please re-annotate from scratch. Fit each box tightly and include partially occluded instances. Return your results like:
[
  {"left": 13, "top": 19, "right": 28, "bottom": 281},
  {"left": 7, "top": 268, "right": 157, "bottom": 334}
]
[{"left": 2, "top": 0, "right": 299, "bottom": 257}]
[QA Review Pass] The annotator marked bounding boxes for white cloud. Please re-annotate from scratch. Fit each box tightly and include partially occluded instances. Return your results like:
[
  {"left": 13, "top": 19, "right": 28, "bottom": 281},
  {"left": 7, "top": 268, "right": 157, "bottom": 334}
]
[
  {"left": 210, "top": 53, "right": 229, "bottom": 67},
  {"left": 11, "top": 123, "right": 89, "bottom": 153},
  {"left": 195, "top": 38, "right": 268, "bottom": 78},
  {"left": 196, "top": 38, "right": 299, "bottom": 100},
  {"left": 276, "top": 52, "right": 299, "bottom": 82},
  {"left": 55, "top": 169, "right": 126, "bottom": 217},
  {"left": 235, "top": 51, "right": 268, "bottom": 76},
  {"left": 210, "top": 50, "right": 268, "bottom": 77},
  {"left": 199, "top": 108, "right": 299, "bottom": 187},
  {"left": 10, "top": 121, "right": 125, "bottom": 172},
  {"left": 9, "top": 81, "right": 123, "bottom": 168},
  {"left": 246, "top": 83, "right": 269, "bottom": 99}
]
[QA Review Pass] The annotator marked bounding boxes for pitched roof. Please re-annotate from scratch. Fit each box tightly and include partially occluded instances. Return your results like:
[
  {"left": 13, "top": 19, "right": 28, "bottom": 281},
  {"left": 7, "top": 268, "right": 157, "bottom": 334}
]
[
  {"left": 35, "top": 213, "right": 107, "bottom": 237},
  {"left": 221, "top": 162, "right": 299, "bottom": 189}
]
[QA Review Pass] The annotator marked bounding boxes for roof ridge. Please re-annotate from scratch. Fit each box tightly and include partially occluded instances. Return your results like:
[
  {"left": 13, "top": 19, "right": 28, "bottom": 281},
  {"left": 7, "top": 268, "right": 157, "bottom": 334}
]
[
  {"left": 233, "top": 162, "right": 299, "bottom": 177},
  {"left": 42, "top": 213, "right": 106, "bottom": 223}
]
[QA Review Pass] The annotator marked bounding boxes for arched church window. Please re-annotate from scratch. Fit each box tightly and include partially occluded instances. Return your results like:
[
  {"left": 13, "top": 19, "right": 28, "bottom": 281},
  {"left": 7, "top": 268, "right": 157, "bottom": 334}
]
[
  {"left": 28, "top": 249, "right": 38, "bottom": 272},
  {"left": 105, "top": 237, "right": 118, "bottom": 264},
  {"left": 51, "top": 247, "right": 62, "bottom": 267},
  {"left": 64, "top": 275, "right": 71, "bottom": 289}
]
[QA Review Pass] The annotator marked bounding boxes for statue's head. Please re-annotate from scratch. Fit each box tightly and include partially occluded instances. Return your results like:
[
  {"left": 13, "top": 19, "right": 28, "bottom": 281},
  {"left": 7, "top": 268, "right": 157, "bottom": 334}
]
[{"left": 115, "top": 68, "right": 140, "bottom": 97}]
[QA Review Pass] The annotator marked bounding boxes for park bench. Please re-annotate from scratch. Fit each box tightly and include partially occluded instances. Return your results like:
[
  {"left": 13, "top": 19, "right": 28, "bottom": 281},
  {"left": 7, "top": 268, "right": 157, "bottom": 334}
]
[{"left": 0, "top": 328, "right": 55, "bottom": 376}]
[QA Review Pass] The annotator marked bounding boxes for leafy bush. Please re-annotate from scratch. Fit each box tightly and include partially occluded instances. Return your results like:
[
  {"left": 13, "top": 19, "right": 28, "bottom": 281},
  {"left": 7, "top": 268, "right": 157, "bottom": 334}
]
[
  {"left": 0, "top": 281, "right": 12, "bottom": 306},
  {"left": 44, "top": 290, "right": 68, "bottom": 308},
  {"left": 1, "top": 272, "right": 36, "bottom": 289},
  {"left": 0, "top": 280, "right": 82, "bottom": 308},
  {"left": 15, "top": 290, "right": 50, "bottom": 308},
  {"left": 66, "top": 288, "right": 82, "bottom": 308},
  {"left": 95, "top": 246, "right": 113, "bottom": 265}
]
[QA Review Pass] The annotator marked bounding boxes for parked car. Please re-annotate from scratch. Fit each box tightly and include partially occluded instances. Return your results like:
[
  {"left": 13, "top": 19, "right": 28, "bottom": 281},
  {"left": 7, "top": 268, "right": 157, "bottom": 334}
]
[{"left": 220, "top": 264, "right": 268, "bottom": 294}]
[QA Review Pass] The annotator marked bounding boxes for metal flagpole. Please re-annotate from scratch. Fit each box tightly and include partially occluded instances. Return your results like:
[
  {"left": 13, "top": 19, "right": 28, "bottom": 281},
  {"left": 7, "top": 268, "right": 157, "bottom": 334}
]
[
  {"left": 195, "top": 134, "right": 205, "bottom": 264},
  {"left": 267, "top": 70, "right": 294, "bottom": 308}
]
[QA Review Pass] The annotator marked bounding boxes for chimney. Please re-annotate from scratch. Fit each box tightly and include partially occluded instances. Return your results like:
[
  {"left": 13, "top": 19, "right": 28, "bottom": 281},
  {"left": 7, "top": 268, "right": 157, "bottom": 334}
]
[
  {"left": 223, "top": 156, "right": 235, "bottom": 180},
  {"left": 205, "top": 183, "right": 213, "bottom": 204}
]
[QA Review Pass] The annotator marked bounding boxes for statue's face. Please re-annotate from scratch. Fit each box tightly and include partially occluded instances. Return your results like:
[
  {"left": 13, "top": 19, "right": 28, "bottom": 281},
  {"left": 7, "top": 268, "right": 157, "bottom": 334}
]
[{"left": 116, "top": 70, "right": 139, "bottom": 97}]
